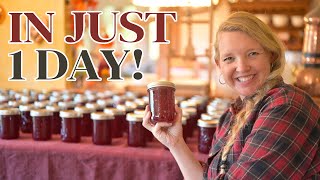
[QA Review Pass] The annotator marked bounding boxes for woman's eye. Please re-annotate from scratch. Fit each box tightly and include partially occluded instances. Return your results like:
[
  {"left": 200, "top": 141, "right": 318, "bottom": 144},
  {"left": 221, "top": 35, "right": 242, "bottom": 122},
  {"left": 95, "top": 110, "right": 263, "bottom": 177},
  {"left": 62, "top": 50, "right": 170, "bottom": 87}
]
[
  {"left": 223, "top": 57, "right": 234, "bottom": 61},
  {"left": 248, "top": 52, "right": 259, "bottom": 56}
]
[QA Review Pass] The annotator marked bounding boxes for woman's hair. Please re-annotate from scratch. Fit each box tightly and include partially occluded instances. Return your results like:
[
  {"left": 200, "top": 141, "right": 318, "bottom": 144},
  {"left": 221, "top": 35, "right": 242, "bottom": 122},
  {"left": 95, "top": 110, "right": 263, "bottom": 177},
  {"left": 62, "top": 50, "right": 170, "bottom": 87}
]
[{"left": 213, "top": 11, "right": 286, "bottom": 166}]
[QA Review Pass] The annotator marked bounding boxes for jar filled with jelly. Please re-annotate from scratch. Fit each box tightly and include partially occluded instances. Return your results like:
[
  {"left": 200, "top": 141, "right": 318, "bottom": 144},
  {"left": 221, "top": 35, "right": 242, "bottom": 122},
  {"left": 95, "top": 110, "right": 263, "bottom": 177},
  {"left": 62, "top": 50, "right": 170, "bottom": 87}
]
[
  {"left": 134, "top": 109, "right": 153, "bottom": 142},
  {"left": 31, "top": 109, "right": 53, "bottom": 141},
  {"left": 91, "top": 112, "right": 114, "bottom": 145},
  {"left": 147, "top": 81, "right": 175, "bottom": 125},
  {"left": 0, "top": 108, "right": 20, "bottom": 139},
  {"left": 60, "top": 110, "right": 82, "bottom": 143},
  {"left": 19, "top": 104, "right": 34, "bottom": 133},
  {"left": 75, "top": 106, "right": 94, "bottom": 136},
  {"left": 182, "top": 107, "right": 197, "bottom": 137},
  {"left": 104, "top": 107, "right": 125, "bottom": 138},
  {"left": 116, "top": 105, "right": 129, "bottom": 134},
  {"left": 126, "top": 113, "right": 146, "bottom": 147},
  {"left": 181, "top": 116, "right": 187, "bottom": 142},
  {"left": 197, "top": 119, "right": 218, "bottom": 154},
  {"left": 46, "top": 105, "right": 61, "bottom": 134}
]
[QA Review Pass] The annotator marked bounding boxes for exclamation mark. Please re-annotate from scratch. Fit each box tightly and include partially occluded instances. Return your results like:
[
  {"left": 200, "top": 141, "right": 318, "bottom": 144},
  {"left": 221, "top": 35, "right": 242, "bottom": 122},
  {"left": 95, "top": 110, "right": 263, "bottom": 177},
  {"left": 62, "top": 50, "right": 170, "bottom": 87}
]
[{"left": 133, "top": 49, "right": 143, "bottom": 80}]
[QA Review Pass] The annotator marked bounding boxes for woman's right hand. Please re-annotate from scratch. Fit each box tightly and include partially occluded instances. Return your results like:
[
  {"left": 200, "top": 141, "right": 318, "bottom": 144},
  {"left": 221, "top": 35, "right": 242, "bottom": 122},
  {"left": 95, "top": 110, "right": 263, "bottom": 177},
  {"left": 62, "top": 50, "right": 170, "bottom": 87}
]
[{"left": 143, "top": 105, "right": 184, "bottom": 150}]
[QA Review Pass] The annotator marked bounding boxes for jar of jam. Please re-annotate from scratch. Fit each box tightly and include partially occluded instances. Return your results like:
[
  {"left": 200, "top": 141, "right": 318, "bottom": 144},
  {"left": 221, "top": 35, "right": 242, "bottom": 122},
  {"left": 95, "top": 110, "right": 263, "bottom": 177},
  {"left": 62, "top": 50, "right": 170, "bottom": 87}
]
[
  {"left": 91, "top": 112, "right": 114, "bottom": 145},
  {"left": 197, "top": 119, "right": 218, "bottom": 154},
  {"left": 147, "top": 81, "right": 176, "bottom": 125},
  {"left": 0, "top": 108, "right": 20, "bottom": 139},
  {"left": 60, "top": 110, "right": 82, "bottom": 143},
  {"left": 104, "top": 107, "right": 125, "bottom": 138},
  {"left": 74, "top": 106, "right": 94, "bottom": 136},
  {"left": 181, "top": 116, "right": 187, "bottom": 141},
  {"left": 134, "top": 98, "right": 146, "bottom": 110},
  {"left": 181, "top": 112, "right": 192, "bottom": 138},
  {"left": 182, "top": 107, "right": 197, "bottom": 137},
  {"left": 19, "top": 104, "right": 34, "bottom": 133},
  {"left": 46, "top": 105, "right": 61, "bottom": 134},
  {"left": 134, "top": 110, "right": 153, "bottom": 142},
  {"left": 126, "top": 113, "right": 146, "bottom": 147},
  {"left": 30, "top": 109, "right": 53, "bottom": 141}
]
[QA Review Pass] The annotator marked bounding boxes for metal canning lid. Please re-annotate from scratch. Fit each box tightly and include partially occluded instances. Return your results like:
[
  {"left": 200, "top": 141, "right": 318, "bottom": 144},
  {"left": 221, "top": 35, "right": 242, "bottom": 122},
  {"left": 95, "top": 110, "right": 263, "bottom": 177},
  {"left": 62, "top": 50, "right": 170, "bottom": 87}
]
[
  {"left": 8, "top": 101, "right": 21, "bottom": 107},
  {"left": 201, "top": 113, "right": 215, "bottom": 121},
  {"left": 46, "top": 105, "right": 60, "bottom": 112},
  {"left": 104, "top": 107, "right": 125, "bottom": 115},
  {"left": 180, "top": 101, "right": 196, "bottom": 108},
  {"left": 182, "top": 111, "right": 190, "bottom": 118},
  {"left": 0, "top": 108, "right": 20, "bottom": 115},
  {"left": 207, "top": 111, "right": 221, "bottom": 118},
  {"left": 91, "top": 112, "right": 114, "bottom": 120},
  {"left": 74, "top": 106, "right": 95, "bottom": 114},
  {"left": 182, "top": 107, "right": 197, "bottom": 115},
  {"left": 60, "top": 110, "right": 82, "bottom": 118},
  {"left": 58, "top": 101, "right": 75, "bottom": 108},
  {"left": 97, "top": 99, "right": 113, "bottom": 106},
  {"left": 30, "top": 109, "right": 53, "bottom": 117},
  {"left": 19, "top": 104, "right": 34, "bottom": 111},
  {"left": 197, "top": 119, "right": 219, "bottom": 128},
  {"left": 147, "top": 81, "right": 175, "bottom": 89},
  {"left": 34, "top": 101, "right": 49, "bottom": 108},
  {"left": 126, "top": 113, "right": 143, "bottom": 122},
  {"left": 116, "top": 105, "right": 127, "bottom": 112},
  {"left": 125, "top": 101, "right": 137, "bottom": 111},
  {"left": 134, "top": 110, "right": 144, "bottom": 115},
  {"left": 85, "top": 103, "right": 99, "bottom": 110}
]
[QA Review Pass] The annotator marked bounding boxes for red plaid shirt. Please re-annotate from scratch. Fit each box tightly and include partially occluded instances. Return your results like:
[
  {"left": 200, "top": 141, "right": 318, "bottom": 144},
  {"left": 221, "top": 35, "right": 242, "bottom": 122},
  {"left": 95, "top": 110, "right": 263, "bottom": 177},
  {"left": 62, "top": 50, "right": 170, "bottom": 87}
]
[{"left": 204, "top": 81, "right": 320, "bottom": 179}]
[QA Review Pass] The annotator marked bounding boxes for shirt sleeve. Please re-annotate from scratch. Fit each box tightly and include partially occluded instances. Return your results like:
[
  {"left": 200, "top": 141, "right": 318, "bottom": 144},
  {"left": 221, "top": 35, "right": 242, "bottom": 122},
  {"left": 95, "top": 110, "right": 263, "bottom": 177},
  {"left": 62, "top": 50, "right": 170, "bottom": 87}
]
[{"left": 224, "top": 103, "right": 319, "bottom": 179}]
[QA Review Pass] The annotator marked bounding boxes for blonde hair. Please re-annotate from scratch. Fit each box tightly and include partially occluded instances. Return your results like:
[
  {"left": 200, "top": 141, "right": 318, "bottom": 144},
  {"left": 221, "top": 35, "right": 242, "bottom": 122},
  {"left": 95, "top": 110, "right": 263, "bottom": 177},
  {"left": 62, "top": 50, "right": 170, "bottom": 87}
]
[{"left": 213, "top": 12, "right": 286, "bottom": 165}]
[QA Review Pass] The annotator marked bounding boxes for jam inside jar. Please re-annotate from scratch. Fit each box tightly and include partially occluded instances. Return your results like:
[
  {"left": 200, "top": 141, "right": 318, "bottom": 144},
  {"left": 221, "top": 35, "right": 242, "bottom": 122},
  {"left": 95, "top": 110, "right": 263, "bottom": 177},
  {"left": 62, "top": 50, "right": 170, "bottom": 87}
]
[
  {"left": 126, "top": 113, "right": 146, "bottom": 147},
  {"left": 46, "top": 105, "right": 61, "bottom": 134},
  {"left": 31, "top": 109, "right": 53, "bottom": 141},
  {"left": 104, "top": 107, "right": 125, "bottom": 138},
  {"left": 19, "top": 104, "right": 34, "bottom": 133},
  {"left": 0, "top": 108, "right": 20, "bottom": 139},
  {"left": 75, "top": 106, "right": 94, "bottom": 137},
  {"left": 60, "top": 110, "right": 82, "bottom": 143},
  {"left": 197, "top": 119, "right": 218, "bottom": 154},
  {"left": 147, "top": 81, "right": 175, "bottom": 125},
  {"left": 91, "top": 112, "right": 114, "bottom": 145}
]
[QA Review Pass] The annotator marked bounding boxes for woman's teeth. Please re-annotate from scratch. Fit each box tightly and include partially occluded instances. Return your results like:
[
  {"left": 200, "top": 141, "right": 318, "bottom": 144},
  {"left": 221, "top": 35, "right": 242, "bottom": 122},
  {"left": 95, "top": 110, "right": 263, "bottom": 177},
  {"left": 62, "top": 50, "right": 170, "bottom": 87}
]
[{"left": 237, "top": 75, "right": 254, "bottom": 82}]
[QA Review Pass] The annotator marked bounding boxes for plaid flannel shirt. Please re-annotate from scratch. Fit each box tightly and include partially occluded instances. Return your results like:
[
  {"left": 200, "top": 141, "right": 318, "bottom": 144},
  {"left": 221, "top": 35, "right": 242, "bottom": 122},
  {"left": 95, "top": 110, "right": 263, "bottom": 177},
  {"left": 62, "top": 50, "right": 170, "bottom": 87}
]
[{"left": 204, "top": 81, "right": 320, "bottom": 180}]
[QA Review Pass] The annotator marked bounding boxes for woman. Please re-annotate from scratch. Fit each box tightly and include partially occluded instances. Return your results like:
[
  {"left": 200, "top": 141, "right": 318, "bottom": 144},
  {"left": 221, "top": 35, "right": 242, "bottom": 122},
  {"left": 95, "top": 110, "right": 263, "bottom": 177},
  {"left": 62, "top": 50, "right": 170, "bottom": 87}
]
[{"left": 143, "top": 11, "right": 320, "bottom": 179}]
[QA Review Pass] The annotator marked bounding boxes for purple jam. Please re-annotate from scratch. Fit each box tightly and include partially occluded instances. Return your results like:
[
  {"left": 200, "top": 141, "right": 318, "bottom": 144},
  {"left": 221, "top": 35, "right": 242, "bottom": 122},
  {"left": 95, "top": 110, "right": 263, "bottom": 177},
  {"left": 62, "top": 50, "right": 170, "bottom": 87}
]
[
  {"left": 60, "top": 110, "right": 82, "bottom": 143},
  {"left": 30, "top": 109, "right": 53, "bottom": 141},
  {"left": 91, "top": 112, "right": 114, "bottom": 145},
  {"left": 46, "top": 105, "right": 61, "bottom": 134},
  {"left": 0, "top": 108, "right": 20, "bottom": 139},
  {"left": 19, "top": 104, "right": 34, "bottom": 133},
  {"left": 126, "top": 113, "right": 145, "bottom": 147},
  {"left": 197, "top": 119, "right": 218, "bottom": 154},
  {"left": 147, "top": 81, "right": 175, "bottom": 125}
]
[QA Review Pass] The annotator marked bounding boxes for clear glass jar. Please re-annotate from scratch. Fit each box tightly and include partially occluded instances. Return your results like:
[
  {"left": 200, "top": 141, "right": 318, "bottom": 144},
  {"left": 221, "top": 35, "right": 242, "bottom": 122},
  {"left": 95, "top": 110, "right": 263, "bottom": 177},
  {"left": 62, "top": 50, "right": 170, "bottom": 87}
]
[
  {"left": 91, "top": 112, "right": 114, "bottom": 145},
  {"left": 134, "top": 110, "right": 153, "bottom": 142},
  {"left": 197, "top": 119, "right": 218, "bottom": 154},
  {"left": 19, "top": 104, "right": 34, "bottom": 133},
  {"left": 126, "top": 113, "right": 146, "bottom": 147},
  {"left": 182, "top": 107, "right": 197, "bottom": 137},
  {"left": 46, "top": 105, "right": 61, "bottom": 134},
  {"left": 104, "top": 107, "right": 126, "bottom": 138},
  {"left": 31, "top": 109, "right": 53, "bottom": 141},
  {"left": 147, "top": 81, "right": 176, "bottom": 125},
  {"left": 60, "top": 110, "right": 82, "bottom": 143},
  {"left": 74, "top": 106, "right": 94, "bottom": 136},
  {"left": 0, "top": 108, "right": 20, "bottom": 139}
]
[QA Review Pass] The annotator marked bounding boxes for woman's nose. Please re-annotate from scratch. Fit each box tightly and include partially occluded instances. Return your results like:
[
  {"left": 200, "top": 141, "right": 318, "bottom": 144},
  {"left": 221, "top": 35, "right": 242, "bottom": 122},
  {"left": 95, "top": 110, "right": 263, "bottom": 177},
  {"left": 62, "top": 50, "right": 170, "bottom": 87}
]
[{"left": 236, "top": 58, "right": 250, "bottom": 72}]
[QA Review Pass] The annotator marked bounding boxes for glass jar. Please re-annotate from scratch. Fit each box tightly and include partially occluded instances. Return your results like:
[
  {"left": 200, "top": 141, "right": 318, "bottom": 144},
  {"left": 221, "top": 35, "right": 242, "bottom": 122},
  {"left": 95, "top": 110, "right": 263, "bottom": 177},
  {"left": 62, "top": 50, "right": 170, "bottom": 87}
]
[
  {"left": 126, "top": 113, "right": 146, "bottom": 147},
  {"left": 182, "top": 107, "right": 197, "bottom": 137},
  {"left": 147, "top": 81, "right": 176, "bottom": 125},
  {"left": 60, "top": 110, "right": 82, "bottom": 143},
  {"left": 134, "top": 110, "right": 153, "bottom": 142},
  {"left": 181, "top": 116, "right": 187, "bottom": 142},
  {"left": 91, "top": 112, "right": 114, "bottom": 145},
  {"left": 75, "top": 106, "right": 94, "bottom": 136},
  {"left": 30, "top": 109, "right": 53, "bottom": 141},
  {"left": 19, "top": 104, "right": 34, "bottom": 133},
  {"left": 46, "top": 105, "right": 61, "bottom": 134},
  {"left": 104, "top": 107, "right": 126, "bottom": 138},
  {"left": 0, "top": 108, "right": 20, "bottom": 139},
  {"left": 197, "top": 119, "right": 218, "bottom": 154}
]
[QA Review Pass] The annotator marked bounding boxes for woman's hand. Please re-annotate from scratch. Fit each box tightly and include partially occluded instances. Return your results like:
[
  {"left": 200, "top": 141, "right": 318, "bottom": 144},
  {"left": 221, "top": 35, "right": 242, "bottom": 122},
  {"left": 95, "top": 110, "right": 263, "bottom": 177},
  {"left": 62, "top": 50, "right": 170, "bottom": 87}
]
[{"left": 143, "top": 105, "right": 184, "bottom": 149}]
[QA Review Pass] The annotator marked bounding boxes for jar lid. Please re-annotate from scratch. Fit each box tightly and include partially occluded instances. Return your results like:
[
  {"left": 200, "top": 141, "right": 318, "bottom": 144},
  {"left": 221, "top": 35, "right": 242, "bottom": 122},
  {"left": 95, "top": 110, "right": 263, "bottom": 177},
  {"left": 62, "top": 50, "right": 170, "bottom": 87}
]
[
  {"left": 97, "top": 99, "right": 113, "bottom": 107},
  {"left": 197, "top": 119, "right": 219, "bottom": 128},
  {"left": 201, "top": 113, "right": 216, "bottom": 121},
  {"left": 34, "top": 101, "right": 50, "bottom": 108},
  {"left": 46, "top": 105, "right": 60, "bottom": 112},
  {"left": 126, "top": 113, "right": 143, "bottom": 122},
  {"left": 19, "top": 104, "right": 34, "bottom": 111},
  {"left": 147, "top": 81, "right": 175, "bottom": 89},
  {"left": 60, "top": 110, "right": 82, "bottom": 118},
  {"left": 182, "top": 108, "right": 197, "bottom": 115},
  {"left": 104, "top": 107, "right": 125, "bottom": 115},
  {"left": 181, "top": 116, "right": 187, "bottom": 125},
  {"left": 85, "top": 103, "right": 100, "bottom": 110},
  {"left": 125, "top": 101, "right": 137, "bottom": 111},
  {"left": 58, "top": 101, "right": 75, "bottom": 109},
  {"left": 74, "top": 94, "right": 87, "bottom": 103},
  {"left": 0, "top": 95, "right": 9, "bottom": 102},
  {"left": 30, "top": 109, "right": 53, "bottom": 117},
  {"left": 91, "top": 112, "right": 114, "bottom": 120},
  {"left": 8, "top": 100, "right": 21, "bottom": 108},
  {"left": 180, "top": 101, "right": 196, "bottom": 108},
  {"left": 74, "top": 106, "right": 94, "bottom": 114},
  {"left": 0, "top": 108, "right": 20, "bottom": 115},
  {"left": 133, "top": 110, "right": 144, "bottom": 115},
  {"left": 0, "top": 104, "right": 8, "bottom": 109}
]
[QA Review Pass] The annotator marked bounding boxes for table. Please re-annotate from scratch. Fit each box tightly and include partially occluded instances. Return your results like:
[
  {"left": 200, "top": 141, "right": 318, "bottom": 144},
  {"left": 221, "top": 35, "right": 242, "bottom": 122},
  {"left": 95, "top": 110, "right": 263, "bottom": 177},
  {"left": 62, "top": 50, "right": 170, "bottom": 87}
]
[{"left": 0, "top": 133, "right": 208, "bottom": 180}]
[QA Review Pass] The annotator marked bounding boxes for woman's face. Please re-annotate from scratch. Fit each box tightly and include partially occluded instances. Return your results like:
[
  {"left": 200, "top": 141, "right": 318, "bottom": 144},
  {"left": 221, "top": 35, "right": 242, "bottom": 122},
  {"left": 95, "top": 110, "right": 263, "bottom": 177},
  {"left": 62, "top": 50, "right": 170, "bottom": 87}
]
[{"left": 217, "top": 31, "right": 272, "bottom": 98}]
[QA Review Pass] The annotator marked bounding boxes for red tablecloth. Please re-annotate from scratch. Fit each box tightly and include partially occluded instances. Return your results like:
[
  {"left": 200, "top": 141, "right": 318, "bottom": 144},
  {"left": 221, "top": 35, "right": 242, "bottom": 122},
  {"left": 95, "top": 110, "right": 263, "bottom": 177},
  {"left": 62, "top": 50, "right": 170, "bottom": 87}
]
[{"left": 0, "top": 133, "right": 208, "bottom": 180}]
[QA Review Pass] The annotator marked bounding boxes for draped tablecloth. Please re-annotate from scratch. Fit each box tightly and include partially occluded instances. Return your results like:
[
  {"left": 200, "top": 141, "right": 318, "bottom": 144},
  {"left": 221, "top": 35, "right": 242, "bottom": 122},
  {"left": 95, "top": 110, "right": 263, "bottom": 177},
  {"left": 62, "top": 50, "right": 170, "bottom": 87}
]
[{"left": 0, "top": 133, "right": 207, "bottom": 180}]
